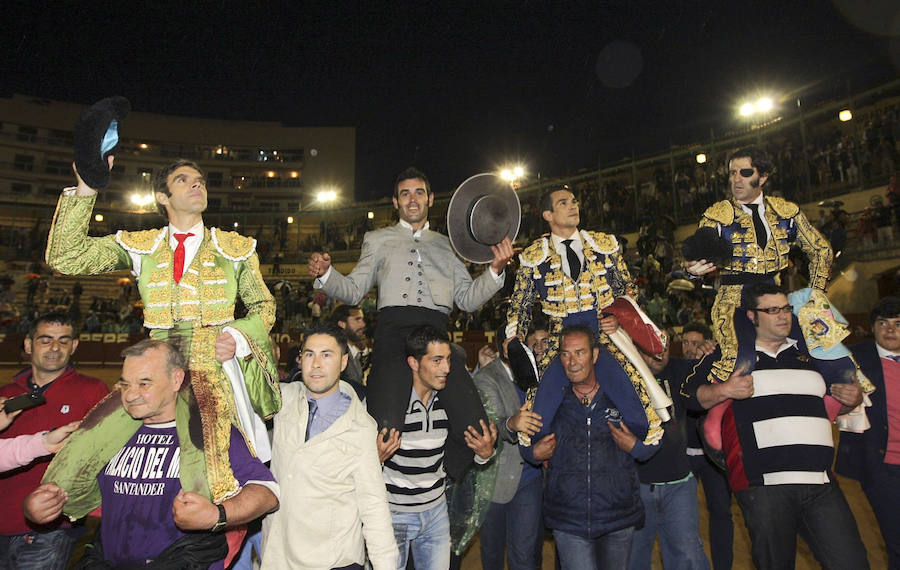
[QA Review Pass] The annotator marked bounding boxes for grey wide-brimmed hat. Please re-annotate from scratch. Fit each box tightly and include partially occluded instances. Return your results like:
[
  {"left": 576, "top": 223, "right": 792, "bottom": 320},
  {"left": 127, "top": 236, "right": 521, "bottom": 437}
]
[{"left": 447, "top": 173, "right": 521, "bottom": 263}]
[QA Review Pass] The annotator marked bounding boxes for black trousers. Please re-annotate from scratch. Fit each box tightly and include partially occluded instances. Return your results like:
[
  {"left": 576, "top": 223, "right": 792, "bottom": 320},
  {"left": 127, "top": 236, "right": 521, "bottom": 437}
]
[{"left": 368, "top": 306, "right": 488, "bottom": 479}]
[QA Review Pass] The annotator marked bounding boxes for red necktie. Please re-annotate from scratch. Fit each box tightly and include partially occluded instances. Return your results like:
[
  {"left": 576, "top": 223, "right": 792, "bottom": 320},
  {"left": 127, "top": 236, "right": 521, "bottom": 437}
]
[{"left": 173, "top": 232, "right": 195, "bottom": 283}]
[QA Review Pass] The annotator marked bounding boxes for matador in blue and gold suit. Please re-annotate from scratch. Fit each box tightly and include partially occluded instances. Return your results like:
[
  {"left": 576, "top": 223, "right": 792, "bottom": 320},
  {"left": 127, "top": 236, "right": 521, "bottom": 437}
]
[{"left": 506, "top": 230, "right": 666, "bottom": 447}]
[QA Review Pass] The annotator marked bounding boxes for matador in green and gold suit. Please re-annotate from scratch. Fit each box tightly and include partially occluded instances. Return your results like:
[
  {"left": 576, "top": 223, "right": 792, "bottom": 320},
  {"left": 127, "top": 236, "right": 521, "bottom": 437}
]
[{"left": 45, "top": 188, "right": 281, "bottom": 502}]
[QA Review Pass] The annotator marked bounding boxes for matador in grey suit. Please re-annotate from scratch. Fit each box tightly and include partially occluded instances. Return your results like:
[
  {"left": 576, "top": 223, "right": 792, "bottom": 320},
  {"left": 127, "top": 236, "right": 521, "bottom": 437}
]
[{"left": 309, "top": 167, "right": 514, "bottom": 478}]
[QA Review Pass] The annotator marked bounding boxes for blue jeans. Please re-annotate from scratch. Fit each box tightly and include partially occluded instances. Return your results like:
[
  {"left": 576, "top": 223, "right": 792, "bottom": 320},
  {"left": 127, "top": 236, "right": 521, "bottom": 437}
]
[
  {"left": 735, "top": 481, "right": 868, "bottom": 570},
  {"left": 688, "top": 453, "right": 733, "bottom": 570},
  {"left": 391, "top": 501, "right": 450, "bottom": 570},
  {"left": 0, "top": 527, "right": 85, "bottom": 570},
  {"left": 553, "top": 526, "right": 635, "bottom": 570},
  {"left": 480, "top": 476, "right": 543, "bottom": 570},
  {"left": 629, "top": 476, "right": 710, "bottom": 570},
  {"left": 230, "top": 526, "right": 262, "bottom": 570}
]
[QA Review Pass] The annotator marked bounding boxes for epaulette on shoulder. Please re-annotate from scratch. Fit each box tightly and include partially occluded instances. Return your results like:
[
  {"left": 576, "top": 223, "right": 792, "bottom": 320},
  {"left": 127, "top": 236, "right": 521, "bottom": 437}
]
[
  {"left": 115, "top": 228, "right": 166, "bottom": 255},
  {"left": 766, "top": 195, "right": 800, "bottom": 218},
  {"left": 703, "top": 200, "right": 736, "bottom": 226},
  {"left": 582, "top": 230, "right": 618, "bottom": 254},
  {"left": 519, "top": 236, "right": 550, "bottom": 268},
  {"left": 211, "top": 227, "right": 257, "bottom": 261}
]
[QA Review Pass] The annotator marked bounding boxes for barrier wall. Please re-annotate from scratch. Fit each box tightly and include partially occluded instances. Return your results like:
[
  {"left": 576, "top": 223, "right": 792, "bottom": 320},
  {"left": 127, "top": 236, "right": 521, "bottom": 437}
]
[{"left": 0, "top": 330, "right": 497, "bottom": 369}]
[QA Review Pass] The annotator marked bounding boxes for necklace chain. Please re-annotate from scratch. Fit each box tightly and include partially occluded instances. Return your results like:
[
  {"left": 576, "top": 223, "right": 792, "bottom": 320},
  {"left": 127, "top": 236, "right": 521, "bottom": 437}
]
[{"left": 572, "top": 382, "right": 598, "bottom": 406}]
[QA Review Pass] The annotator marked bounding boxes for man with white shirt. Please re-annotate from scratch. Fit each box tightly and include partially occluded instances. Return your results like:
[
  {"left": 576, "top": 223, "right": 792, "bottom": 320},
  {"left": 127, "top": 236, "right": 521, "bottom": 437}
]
[
  {"left": 836, "top": 296, "right": 900, "bottom": 568},
  {"left": 46, "top": 160, "right": 280, "bottom": 503},
  {"left": 308, "top": 167, "right": 513, "bottom": 479},
  {"left": 682, "top": 283, "right": 867, "bottom": 569},
  {"left": 685, "top": 147, "right": 832, "bottom": 384}
]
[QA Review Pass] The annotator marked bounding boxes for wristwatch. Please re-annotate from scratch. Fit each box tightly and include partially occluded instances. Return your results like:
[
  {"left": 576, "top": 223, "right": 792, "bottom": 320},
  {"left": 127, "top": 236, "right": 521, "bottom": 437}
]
[{"left": 210, "top": 503, "right": 227, "bottom": 533}]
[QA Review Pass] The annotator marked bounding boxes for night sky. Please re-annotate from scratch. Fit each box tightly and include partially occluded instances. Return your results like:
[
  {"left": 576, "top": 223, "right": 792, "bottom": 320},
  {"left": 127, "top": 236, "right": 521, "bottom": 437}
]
[{"left": 2, "top": 1, "right": 898, "bottom": 200}]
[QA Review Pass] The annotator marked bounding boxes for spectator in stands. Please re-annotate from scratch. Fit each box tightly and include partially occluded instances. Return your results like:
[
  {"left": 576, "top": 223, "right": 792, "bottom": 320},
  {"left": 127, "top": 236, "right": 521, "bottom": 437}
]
[
  {"left": 835, "top": 296, "right": 900, "bottom": 568},
  {"left": 0, "top": 311, "right": 108, "bottom": 569},
  {"left": 681, "top": 283, "right": 867, "bottom": 569},
  {"left": 25, "top": 339, "right": 278, "bottom": 568},
  {"left": 47, "top": 159, "right": 280, "bottom": 504},
  {"left": 872, "top": 195, "right": 894, "bottom": 245},
  {"left": 377, "top": 325, "right": 497, "bottom": 569}
]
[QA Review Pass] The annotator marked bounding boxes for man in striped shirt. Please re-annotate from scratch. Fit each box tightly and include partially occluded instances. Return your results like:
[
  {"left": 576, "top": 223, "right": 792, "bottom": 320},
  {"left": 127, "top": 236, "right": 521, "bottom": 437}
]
[
  {"left": 377, "top": 325, "right": 497, "bottom": 570},
  {"left": 682, "top": 283, "right": 867, "bottom": 569}
]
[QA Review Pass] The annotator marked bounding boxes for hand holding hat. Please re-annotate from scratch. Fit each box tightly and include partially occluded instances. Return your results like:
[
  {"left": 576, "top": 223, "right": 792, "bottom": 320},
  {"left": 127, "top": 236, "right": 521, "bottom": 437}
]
[
  {"left": 74, "top": 96, "right": 131, "bottom": 190},
  {"left": 447, "top": 173, "right": 521, "bottom": 263}
]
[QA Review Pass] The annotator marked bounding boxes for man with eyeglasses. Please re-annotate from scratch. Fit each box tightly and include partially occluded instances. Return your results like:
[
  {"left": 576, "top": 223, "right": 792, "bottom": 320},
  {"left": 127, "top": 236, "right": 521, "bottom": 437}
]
[
  {"left": 685, "top": 147, "right": 832, "bottom": 385},
  {"left": 682, "top": 283, "right": 867, "bottom": 569},
  {"left": 836, "top": 296, "right": 900, "bottom": 568},
  {"left": 0, "top": 311, "right": 108, "bottom": 569}
]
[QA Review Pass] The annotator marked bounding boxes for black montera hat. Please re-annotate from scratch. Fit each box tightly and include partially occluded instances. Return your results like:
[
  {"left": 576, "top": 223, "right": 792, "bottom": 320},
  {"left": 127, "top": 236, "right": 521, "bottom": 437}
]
[{"left": 74, "top": 96, "right": 131, "bottom": 189}]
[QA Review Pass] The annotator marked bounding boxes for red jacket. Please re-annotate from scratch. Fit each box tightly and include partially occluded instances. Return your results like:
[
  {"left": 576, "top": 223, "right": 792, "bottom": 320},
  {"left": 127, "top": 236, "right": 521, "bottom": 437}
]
[{"left": 0, "top": 366, "right": 108, "bottom": 535}]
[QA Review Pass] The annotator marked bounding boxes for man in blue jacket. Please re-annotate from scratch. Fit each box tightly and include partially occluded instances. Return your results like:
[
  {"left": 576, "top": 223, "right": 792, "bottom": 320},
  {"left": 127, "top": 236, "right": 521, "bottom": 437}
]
[
  {"left": 835, "top": 296, "right": 900, "bottom": 569},
  {"left": 522, "top": 325, "right": 656, "bottom": 569}
]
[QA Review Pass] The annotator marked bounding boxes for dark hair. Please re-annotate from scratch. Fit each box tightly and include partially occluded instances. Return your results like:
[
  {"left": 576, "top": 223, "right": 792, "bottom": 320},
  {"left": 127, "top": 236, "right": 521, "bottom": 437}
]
[
  {"left": 303, "top": 322, "right": 349, "bottom": 355},
  {"left": 394, "top": 167, "right": 431, "bottom": 199},
  {"left": 29, "top": 311, "right": 75, "bottom": 338},
  {"left": 682, "top": 321, "right": 713, "bottom": 340},
  {"left": 329, "top": 304, "right": 361, "bottom": 325},
  {"left": 494, "top": 321, "right": 508, "bottom": 355},
  {"left": 728, "top": 146, "right": 774, "bottom": 178},
  {"left": 121, "top": 339, "right": 185, "bottom": 375},
  {"left": 539, "top": 186, "right": 572, "bottom": 215},
  {"left": 870, "top": 296, "right": 900, "bottom": 324},
  {"left": 559, "top": 324, "right": 596, "bottom": 350},
  {"left": 153, "top": 160, "right": 205, "bottom": 219},
  {"left": 405, "top": 325, "right": 450, "bottom": 361},
  {"left": 742, "top": 282, "right": 786, "bottom": 309},
  {"left": 527, "top": 315, "right": 549, "bottom": 335}
]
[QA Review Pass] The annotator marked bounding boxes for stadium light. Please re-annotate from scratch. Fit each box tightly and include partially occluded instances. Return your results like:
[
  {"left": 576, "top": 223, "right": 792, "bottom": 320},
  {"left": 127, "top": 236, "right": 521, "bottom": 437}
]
[
  {"left": 367, "top": 211, "right": 375, "bottom": 220},
  {"left": 696, "top": 153, "right": 707, "bottom": 164},
  {"left": 839, "top": 109, "right": 853, "bottom": 122},
  {"left": 286, "top": 216, "right": 294, "bottom": 224},
  {"left": 756, "top": 97, "right": 773, "bottom": 112},
  {"left": 739, "top": 103, "right": 755, "bottom": 117},
  {"left": 317, "top": 189, "right": 338, "bottom": 203},
  {"left": 500, "top": 164, "right": 526, "bottom": 183}
]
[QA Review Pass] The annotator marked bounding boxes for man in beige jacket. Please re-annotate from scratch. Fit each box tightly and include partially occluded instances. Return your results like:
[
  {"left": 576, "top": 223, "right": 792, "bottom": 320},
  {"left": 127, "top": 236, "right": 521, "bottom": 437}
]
[{"left": 262, "top": 323, "right": 396, "bottom": 569}]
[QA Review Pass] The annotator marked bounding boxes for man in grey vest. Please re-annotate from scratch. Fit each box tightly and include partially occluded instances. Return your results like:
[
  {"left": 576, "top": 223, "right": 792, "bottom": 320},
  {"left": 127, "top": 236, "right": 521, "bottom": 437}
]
[{"left": 308, "top": 167, "right": 513, "bottom": 478}]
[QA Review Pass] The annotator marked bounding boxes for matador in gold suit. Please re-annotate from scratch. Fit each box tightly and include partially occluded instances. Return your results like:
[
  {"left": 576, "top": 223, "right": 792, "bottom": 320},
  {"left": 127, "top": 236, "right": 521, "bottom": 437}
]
[
  {"left": 687, "top": 148, "right": 832, "bottom": 383},
  {"left": 506, "top": 187, "right": 668, "bottom": 448},
  {"left": 45, "top": 161, "right": 280, "bottom": 502}
]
